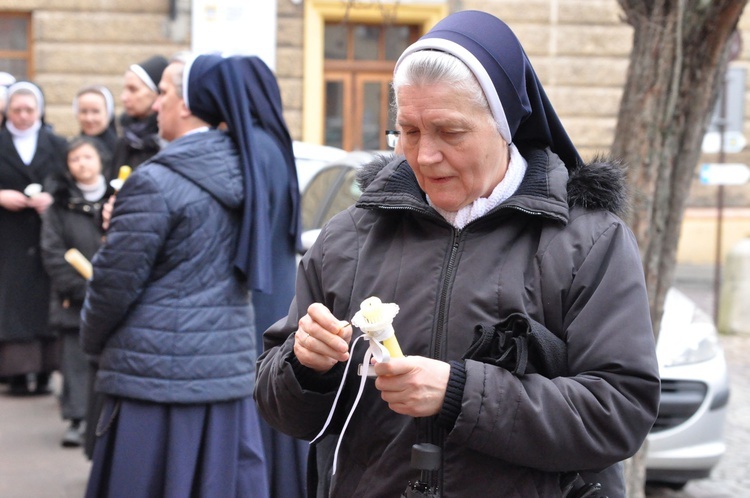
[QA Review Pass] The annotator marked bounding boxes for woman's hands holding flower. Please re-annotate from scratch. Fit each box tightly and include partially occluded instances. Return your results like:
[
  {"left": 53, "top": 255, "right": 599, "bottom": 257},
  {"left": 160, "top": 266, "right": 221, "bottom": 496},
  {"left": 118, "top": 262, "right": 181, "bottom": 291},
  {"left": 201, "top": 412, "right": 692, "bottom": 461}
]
[
  {"left": 294, "top": 303, "right": 352, "bottom": 373},
  {"left": 374, "top": 357, "right": 450, "bottom": 417}
]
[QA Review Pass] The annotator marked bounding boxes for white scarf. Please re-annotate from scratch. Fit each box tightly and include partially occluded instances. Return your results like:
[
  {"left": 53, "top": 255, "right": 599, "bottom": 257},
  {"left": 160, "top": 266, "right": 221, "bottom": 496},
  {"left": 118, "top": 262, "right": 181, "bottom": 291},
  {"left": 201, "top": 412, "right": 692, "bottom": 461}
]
[
  {"left": 77, "top": 175, "right": 107, "bottom": 202},
  {"left": 431, "top": 143, "right": 528, "bottom": 229},
  {"left": 6, "top": 120, "right": 41, "bottom": 165}
]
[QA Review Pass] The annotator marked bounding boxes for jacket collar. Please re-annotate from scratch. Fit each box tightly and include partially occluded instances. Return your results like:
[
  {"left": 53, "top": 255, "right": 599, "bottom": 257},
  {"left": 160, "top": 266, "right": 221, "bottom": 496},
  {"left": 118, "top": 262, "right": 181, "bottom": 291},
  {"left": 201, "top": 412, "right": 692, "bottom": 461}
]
[
  {"left": 356, "top": 147, "right": 628, "bottom": 225},
  {"left": 356, "top": 147, "right": 570, "bottom": 224}
]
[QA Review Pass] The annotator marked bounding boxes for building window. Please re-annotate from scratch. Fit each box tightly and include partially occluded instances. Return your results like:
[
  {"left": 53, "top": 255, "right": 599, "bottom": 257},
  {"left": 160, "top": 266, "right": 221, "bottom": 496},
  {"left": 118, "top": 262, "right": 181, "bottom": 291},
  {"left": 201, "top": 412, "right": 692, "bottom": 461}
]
[
  {"left": 323, "top": 22, "right": 418, "bottom": 150},
  {"left": 0, "top": 12, "right": 32, "bottom": 80}
]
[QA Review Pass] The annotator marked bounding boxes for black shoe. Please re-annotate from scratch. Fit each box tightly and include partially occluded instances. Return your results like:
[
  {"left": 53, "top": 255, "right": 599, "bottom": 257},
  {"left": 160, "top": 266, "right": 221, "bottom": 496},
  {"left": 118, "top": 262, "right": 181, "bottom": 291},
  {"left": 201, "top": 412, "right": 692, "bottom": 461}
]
[
  {"left": 7, "top": 375, "right": 30, "bottom": 396},
  {"left": 61, "top": 421, "right": 83, "bottom": 448},
  {"left": 33, "top": 372, "right": 52, "bottom": 395}
]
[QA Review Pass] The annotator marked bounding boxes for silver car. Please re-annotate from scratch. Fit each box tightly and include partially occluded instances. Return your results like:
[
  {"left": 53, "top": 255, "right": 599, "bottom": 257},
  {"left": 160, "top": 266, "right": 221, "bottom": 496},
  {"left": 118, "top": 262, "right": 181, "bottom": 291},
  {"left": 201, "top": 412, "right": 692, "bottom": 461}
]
[
  {"left": 293, "top": 143, "right": 731, "bottom": 490},
  {"left": 646, "top": 288, "right": 730, "bottom": 489}
]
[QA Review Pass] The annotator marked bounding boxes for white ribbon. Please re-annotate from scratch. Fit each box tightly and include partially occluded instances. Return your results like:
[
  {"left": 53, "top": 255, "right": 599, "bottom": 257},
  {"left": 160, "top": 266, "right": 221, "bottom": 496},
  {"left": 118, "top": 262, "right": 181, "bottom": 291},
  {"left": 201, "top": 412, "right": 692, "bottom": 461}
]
[{"left": 310, "top": 327, "right": 394, "bottom": 475}]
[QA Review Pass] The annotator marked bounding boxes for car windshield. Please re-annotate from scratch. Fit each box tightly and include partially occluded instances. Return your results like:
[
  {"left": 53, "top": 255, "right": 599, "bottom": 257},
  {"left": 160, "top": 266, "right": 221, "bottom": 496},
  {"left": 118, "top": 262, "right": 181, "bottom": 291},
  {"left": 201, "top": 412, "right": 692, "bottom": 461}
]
[{"left": 302, "top": 165, "right": 361, "bottom": 231}]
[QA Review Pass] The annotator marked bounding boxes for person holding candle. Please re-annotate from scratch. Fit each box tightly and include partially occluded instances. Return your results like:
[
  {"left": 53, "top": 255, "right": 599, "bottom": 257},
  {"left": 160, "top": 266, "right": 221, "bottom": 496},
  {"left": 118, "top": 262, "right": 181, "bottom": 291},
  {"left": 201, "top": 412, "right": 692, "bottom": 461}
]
[
  {"left": 40, "top": 136, "right": 113, "bottom": 447},
  {"left": 255, "top": 10, "right": 660, "bottom": 498},
  {"left": 0, "top": 81, "right": 67, "bottom": 395}
]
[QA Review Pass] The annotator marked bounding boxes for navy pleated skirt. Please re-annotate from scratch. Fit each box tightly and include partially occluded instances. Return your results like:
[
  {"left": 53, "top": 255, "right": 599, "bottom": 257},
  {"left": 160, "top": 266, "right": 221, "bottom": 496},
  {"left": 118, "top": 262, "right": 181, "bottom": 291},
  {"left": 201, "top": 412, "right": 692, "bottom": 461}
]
[{"left": 85, "top": 395, "right": 269, "bottom": 498}]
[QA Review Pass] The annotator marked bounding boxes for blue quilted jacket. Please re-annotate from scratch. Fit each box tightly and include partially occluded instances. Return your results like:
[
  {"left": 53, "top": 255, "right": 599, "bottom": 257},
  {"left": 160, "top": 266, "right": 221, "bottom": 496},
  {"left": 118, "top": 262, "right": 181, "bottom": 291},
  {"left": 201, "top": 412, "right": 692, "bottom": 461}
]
[{"left": 81, "top": 129, "right": 256, "bottom": 403}]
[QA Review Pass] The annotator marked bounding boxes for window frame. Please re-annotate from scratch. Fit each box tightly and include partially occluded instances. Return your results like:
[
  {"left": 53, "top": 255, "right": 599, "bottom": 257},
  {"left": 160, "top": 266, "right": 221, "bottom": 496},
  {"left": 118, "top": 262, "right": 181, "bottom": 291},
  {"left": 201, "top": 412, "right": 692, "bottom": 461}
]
[{"left": 0, "top": 12, "right": 33, "bottom": 80}]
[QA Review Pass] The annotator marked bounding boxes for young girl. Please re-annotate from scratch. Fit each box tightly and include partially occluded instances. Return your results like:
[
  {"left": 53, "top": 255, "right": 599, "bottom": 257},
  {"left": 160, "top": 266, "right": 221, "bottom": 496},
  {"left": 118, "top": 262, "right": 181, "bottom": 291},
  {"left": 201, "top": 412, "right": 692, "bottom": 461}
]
[{"left": 40, "top": 136, "right": 113, "bottom": 447}]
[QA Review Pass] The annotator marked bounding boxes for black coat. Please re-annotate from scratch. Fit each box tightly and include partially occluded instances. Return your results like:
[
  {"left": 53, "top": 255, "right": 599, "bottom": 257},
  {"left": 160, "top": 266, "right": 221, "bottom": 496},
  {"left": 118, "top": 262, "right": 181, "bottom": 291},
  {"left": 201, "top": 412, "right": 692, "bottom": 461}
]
[
  {"left": 40, "top": 177, "right": 112, "bottom": 330},
  {"left": 0, "top": 126, "right": 67, "bottom": 342},
  {"left": 256, "top": 150, "right": 659, "bottom": 497}
]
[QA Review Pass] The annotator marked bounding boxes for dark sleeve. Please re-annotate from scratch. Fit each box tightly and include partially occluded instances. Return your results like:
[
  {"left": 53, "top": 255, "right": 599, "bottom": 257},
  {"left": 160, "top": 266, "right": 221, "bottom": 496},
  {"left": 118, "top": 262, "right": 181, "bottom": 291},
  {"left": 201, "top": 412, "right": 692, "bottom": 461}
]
[
  {"left": 40, "top": 207, "right": 88, "bottom": 302},
  {"left": 255, "top": 211, "right": 359, "bottom": 440}
]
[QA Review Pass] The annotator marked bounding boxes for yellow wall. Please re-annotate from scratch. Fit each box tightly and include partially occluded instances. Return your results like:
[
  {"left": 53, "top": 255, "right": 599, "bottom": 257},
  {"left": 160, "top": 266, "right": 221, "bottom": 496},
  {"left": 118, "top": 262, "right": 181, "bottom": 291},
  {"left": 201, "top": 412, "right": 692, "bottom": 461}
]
[
  {"left": 678, "top": 208, "right": 750, "bottom": 264},
  {"left": 301, "top": 0, "right": 448, "bottom": 144}
]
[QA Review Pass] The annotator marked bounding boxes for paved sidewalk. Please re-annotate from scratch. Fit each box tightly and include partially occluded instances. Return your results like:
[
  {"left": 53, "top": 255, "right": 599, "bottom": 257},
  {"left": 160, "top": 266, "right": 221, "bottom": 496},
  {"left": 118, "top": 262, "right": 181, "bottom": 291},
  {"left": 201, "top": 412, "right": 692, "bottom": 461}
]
[{"left": 0, "top": 374, "right": 90, "bottom": 498}]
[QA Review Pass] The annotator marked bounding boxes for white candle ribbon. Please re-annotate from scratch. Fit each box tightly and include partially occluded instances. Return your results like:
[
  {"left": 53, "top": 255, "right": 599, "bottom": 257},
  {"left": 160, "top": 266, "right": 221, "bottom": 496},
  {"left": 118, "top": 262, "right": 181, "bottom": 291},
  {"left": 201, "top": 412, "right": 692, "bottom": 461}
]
[{"left": 310, "top": 321, "right": 397, "bottom": 475}]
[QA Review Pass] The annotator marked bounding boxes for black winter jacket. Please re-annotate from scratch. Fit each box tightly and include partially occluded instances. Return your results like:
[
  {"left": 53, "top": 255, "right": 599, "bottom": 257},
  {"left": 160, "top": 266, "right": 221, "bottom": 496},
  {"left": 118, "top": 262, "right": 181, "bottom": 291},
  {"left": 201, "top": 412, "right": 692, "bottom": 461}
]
[
  {"left": 255, "top": 147, "right": 661, "bottom": 497},
  {"left": 0, "top": 126, "right": 67, "bottom": 343},
  {"left": 40, "top": 176, "right": 112, "bottom": 330},
  {"left": 81, "top": 130, "right": 257, "bottom": 404}
]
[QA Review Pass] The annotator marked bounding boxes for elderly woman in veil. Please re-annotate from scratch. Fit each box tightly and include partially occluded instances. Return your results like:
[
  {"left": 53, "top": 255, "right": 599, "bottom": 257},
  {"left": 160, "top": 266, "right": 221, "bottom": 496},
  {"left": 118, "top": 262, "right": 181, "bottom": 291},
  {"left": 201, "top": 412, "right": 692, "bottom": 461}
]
[
  {"left": 255, "top": 10, "right": 660, "bottom": 498},
  {"left": 0, "top": 81, "right": 66, "bottom": 395}
]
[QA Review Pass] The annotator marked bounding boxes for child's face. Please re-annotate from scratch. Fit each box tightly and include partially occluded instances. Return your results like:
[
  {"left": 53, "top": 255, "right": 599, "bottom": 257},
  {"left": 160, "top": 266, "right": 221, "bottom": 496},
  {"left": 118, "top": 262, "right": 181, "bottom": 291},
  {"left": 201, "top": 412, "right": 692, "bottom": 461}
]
[{"left": 68, "top": 143, "right": 102, "bottom": 186}]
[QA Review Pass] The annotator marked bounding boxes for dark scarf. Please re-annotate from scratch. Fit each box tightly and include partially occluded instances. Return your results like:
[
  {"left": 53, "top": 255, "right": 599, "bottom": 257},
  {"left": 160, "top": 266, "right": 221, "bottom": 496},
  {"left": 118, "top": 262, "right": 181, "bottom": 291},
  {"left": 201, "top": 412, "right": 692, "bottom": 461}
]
[
  {"left": 119, "top": 112, "right": 160, "bottom": 152},
  {"left": 186, "top": 54, "right": 300, "bottom": 294},
  {"left": 84, "top": 119, "right": 118, "bottom": 155}
]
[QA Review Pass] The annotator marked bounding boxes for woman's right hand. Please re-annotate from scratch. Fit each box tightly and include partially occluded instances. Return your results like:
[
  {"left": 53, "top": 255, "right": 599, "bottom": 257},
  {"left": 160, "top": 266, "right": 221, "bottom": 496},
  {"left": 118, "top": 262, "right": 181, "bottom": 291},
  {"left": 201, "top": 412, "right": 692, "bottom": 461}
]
[
  {"left": 0, "top": 189, "right": 29, "bottom": 211},
  {"left": 294, "top": 303, "right": 352, "bottom": 373}
]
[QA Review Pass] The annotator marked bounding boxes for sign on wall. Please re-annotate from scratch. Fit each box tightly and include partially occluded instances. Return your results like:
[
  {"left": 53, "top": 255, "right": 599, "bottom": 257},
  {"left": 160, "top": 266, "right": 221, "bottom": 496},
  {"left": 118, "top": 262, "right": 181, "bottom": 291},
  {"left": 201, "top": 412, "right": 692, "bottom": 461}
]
[
  {"left": 191, "top": 0, "right": 277, "bottom": 70},
  {"left": 702, "top": 66, "right": 746, "bottom": 154}
]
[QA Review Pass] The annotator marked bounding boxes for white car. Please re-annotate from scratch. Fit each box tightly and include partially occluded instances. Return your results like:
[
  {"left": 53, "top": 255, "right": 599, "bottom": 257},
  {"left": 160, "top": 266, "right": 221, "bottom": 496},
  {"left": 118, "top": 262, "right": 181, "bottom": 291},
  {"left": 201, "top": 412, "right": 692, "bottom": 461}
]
[
  {"left": 293, "top": 144, "right": 730, "bottom": 489},
  {"left": 645, "top": 288, "right": 730, "bottom": 489}
]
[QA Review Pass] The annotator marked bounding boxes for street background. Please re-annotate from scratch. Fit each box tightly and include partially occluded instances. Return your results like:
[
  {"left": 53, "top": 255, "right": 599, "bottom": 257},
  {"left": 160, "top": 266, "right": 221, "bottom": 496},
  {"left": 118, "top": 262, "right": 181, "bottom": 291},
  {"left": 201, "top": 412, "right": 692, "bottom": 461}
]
[
  {"left": 0, "top": 264, "right": 747, "bottom": 498},
  {"left": 646, "top": 264, "right": 750, "bottom": 498}
]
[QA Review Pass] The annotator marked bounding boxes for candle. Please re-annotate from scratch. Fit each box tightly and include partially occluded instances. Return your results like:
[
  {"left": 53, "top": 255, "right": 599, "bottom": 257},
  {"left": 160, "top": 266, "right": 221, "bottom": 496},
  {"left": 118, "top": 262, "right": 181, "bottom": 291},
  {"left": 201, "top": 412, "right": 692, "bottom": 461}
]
[
  {"left": 64, "top": 248, "right": 93, "bottom": 280},
  {"left": 354, "top": 296, "right": 403, "bottom": 359},
  {"left": 110, "top": 165, "right": 132, "bottom": 191}
]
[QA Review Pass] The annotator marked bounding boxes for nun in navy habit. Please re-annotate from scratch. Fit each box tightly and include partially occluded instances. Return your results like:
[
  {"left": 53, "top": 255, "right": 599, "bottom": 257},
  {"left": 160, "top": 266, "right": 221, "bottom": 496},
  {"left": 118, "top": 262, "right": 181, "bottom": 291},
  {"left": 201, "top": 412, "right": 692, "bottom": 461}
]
[
  {"left": 81, "top": 53, "right": 303, "bottom": 498},
  {"left": 185, "top": 53, "right": 308, "bottom": 498}
]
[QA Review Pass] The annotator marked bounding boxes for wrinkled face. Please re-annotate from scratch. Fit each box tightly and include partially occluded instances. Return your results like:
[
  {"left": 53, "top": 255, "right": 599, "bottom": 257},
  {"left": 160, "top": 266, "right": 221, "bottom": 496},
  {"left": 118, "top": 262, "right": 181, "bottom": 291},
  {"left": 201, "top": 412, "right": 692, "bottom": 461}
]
[
  {"left": 7, "top": 93, "right": 40, "bottom": 131},
  {"left": 396, "top": 83, "right": 509, "bottom": 212},
  {"left": 77, "top": 92, "right": 109, "bottom": 136},
  {"left": 121, "top": 70, "right": 157, "bottom": 119},
  {"left": 153, "top": 63, "right": 187, "bottom": 142},
  {"left": 67, "top": 143, "right": 102, "bottom": 185}
]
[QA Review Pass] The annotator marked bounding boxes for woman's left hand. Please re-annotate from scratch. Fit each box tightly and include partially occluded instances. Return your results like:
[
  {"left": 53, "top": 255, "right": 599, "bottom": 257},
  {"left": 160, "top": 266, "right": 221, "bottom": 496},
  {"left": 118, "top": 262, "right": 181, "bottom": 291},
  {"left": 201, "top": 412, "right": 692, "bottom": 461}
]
[
  {"left": 373, "top": 356, "right": 451, "bottom": 417},
  {"left": 27, "top": 192, "right": 53, "bottom": 214}
]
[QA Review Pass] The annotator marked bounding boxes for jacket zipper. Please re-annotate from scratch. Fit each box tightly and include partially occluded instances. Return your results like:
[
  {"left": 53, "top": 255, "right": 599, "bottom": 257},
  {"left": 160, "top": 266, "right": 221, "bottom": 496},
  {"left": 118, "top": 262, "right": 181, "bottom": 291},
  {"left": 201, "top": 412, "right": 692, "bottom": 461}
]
[
  {"left": 372, "top": 202, "right": 561, "bottom": 494},
  {"left": 427, "top": 228, "right": 462, "bottom": 493}
]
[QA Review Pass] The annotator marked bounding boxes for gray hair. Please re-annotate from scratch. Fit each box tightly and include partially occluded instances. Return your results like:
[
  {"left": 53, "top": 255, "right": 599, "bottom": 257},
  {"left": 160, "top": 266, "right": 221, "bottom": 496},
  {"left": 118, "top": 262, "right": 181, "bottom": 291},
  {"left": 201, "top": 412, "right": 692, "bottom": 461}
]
[
  {"left": 392, "top": 50, "right": 494, "bottom": 127},
  {"left": 168, "top": 52, "right": 191, "bottom": 99}
]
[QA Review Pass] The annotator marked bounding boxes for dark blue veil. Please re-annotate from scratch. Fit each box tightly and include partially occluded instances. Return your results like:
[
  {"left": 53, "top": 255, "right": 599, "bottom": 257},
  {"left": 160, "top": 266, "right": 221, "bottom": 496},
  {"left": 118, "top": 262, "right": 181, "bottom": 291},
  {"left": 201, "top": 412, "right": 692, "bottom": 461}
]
[
  {"left": 185, "top": 54, "right": 300, "bottom": 293},
  {"left": 396, "top": 10, "right": 582, "bottom": 170}
]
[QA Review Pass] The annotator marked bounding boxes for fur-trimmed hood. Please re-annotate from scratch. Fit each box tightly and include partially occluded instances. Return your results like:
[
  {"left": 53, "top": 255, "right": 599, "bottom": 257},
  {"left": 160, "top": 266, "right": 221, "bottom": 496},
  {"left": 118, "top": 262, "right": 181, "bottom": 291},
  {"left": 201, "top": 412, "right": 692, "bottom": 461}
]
[{"left": 356, "top": 150, "right": 629, "bottom": 218}]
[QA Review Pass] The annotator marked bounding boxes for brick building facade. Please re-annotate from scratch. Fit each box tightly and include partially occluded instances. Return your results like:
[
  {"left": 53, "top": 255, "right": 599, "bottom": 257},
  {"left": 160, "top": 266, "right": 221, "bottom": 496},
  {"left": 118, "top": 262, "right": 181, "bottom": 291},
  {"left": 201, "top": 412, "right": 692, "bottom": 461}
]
[{"left": 1, "top": 0, "right": 749, "bottom": 262}]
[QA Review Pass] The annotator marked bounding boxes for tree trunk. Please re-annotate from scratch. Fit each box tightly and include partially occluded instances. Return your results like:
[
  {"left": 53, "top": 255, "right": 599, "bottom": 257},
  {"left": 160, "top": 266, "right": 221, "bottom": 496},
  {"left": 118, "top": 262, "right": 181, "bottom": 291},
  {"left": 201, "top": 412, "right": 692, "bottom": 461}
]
[{"left": 613, "top": 1, "right": 747, "bottom": 497}]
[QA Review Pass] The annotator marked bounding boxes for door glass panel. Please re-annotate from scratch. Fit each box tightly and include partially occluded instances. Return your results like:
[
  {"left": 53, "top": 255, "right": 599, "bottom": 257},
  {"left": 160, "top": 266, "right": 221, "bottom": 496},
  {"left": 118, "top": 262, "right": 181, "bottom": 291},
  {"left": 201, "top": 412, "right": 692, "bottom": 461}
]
[
  {"left": 385, "top": 25, "right": 411, "bottom": 61},
  {"left": 324, "top": 24, "right": 347, "bottom": 60},
  {"left": 325, "top": 81, "right": 344, "bottom": 148},
  {"left": 353, "top": 25, "right": 379, "bottom": 61},
  {"left": 362, "top": 82, "right": 381, "bottom": 150}
]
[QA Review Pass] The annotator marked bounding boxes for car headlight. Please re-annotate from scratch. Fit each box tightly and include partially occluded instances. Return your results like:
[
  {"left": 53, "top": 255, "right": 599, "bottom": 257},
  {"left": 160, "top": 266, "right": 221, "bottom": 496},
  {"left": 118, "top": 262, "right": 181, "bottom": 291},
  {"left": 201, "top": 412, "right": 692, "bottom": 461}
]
[{"left": 660, "top": 307, "right": 721, "bottom": 367}]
